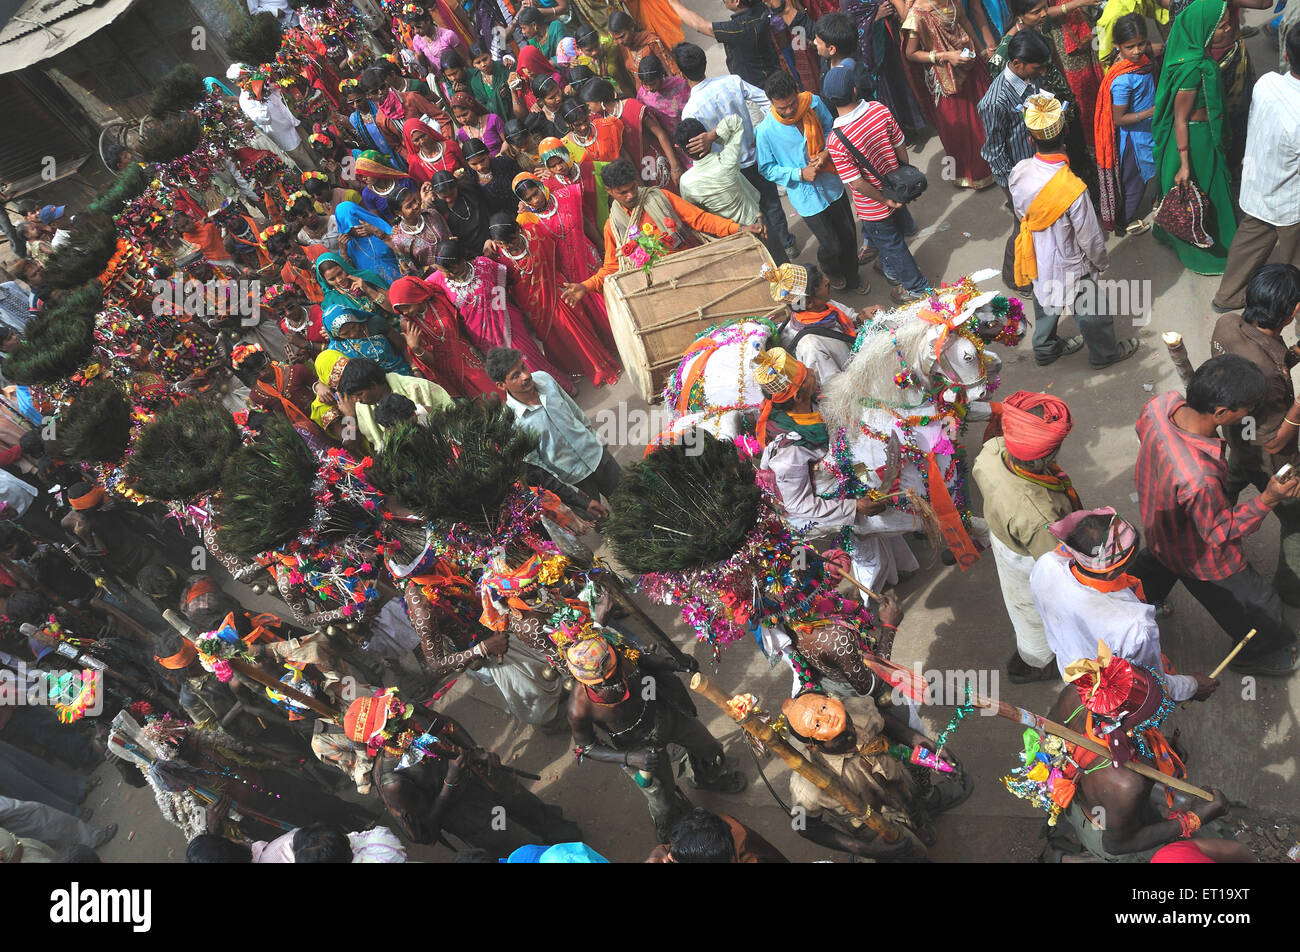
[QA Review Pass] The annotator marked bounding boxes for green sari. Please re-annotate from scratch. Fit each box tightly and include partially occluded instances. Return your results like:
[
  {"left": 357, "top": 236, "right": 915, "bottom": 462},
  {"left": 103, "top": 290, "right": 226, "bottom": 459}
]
[
  {"left": 470, "top": 62, "right": 513, "bottom": 123},
  {"left": 312, "top": 252, "right": 393, "bottom": 339},
  {"left": 1151, "top": 0, "right": 1236, "bottom": 275}
]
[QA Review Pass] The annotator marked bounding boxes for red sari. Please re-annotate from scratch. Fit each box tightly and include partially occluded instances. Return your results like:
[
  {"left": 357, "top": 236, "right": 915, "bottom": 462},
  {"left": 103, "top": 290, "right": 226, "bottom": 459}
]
[
  {"left": 497, "top": 222, "right": 621, "bottom": 388},
  {"left": 606, "top": 97, "right": 685, "bottom": 190},
  {"left": 388, "top": 276, "right": 495, "bottom": 397},
  {"left": 401, "top": 118, "right": 466, "bottom": 185},
  {"left": 250, "top": 363, "right": 316, "bottom": 429},
  {"left": 524, "top": 181, "right": 615, "bottom": 349}
]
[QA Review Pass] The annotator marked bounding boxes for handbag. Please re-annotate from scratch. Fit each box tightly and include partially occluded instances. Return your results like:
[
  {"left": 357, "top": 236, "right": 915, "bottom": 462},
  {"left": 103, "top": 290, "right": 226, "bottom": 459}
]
[
  {"left": 1154, "top": 181, "right": 1214, "bottom": 249},
  {"left": 833, "top": 127, "right": 928, "bottom": 204}
]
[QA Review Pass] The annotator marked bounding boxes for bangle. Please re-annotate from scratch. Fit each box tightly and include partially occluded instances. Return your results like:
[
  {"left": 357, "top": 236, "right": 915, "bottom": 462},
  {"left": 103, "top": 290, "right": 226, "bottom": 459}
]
[
  {"left": 1286, "top": 416, "right": 1300, "bottom": 427},
  {"left": 929, "top": 50, "right": 937, "bottom": 64},
  {"left": 1177, "top": 146, "right": 1189, "bottom": 152}
]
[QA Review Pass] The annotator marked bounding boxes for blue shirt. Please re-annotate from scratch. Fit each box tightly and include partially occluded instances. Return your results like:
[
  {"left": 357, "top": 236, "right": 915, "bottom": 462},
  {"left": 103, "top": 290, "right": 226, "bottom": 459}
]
[
  {"left": 755, "top": 95, "right": 844, "bottom": 217},
  {"left": 507, "top": 371, "right": 605, "bottom": 485},
  {"left": 1112, "top": 71, "right": 1156, "bottom": 181}
]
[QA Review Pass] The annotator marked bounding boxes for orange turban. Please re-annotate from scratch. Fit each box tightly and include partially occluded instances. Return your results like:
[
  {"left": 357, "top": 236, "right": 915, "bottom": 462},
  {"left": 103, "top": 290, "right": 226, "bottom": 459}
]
[
  {"left": 1001, "top": 390, "right": 1073, "bottom": 461},
  {"left": 155, "top": 640, "right": 197, "bottom": 670},
  {"left": 68, "top": 485, "right": 107, "bottom": 511}
]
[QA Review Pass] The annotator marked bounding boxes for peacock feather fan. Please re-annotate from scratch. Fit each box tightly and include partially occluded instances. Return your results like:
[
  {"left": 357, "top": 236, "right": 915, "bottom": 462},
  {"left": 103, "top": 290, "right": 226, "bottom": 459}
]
[
  {"left": 57, "top": 380, "right": 133, "bottom": 464},
  {"left": 605, "top": 433, "right": 762, "bottom": 574},
  {"left": 138, "top": 112, "right": 203, "bottom": 164},
  {"left": 213, "top": 415, "right": 318, "bottom": 559},
  {"left": 148, "top": 64, "right": 208, "bottom": 118},
  {"left": 125, "top": 399, "right": 240, "bottom": 501},
  {"left": 370, "top": 400, "right": 538, "bottom": 530},
  {"left": 228, "top": 11, "right": 284, "bottom": 67},
  {"left": 40, "top": 213, "right": 119, "bottom": 291},
  {"left": 3, "top": 282, "right": 102, "bottom": 384},
  {"left": 87, "top": 164, "right": 149, "bottom": 218}
]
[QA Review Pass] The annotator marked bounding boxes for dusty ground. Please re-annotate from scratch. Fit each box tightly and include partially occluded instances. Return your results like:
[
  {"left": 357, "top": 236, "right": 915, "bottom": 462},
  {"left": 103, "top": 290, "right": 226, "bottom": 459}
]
[{"left": 59, "top": 6, "right": 1300, "bottom": 862}]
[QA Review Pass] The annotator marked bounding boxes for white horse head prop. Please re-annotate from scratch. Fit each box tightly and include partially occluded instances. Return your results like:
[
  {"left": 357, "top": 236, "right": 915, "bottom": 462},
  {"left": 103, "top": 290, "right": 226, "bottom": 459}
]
[{"left": 661, "top": 319, "right": 778, "bottom": 440}]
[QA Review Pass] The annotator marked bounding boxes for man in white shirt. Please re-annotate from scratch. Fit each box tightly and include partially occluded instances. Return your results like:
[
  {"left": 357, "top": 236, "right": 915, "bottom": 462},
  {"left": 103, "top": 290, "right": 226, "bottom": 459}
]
[
  {"left": 1030, "top": 507, "right": 1215, "bottom": 703},
  {"left": 1009, "top": 93, "right": 1136, "bottom": 370},
  {"left": 674, "top": 42, "right": 794, "bottom": 262},
  {"left": 1213, "top": 25, "right": 1300, "bottom": 313},
  {"left": 230, "top": 63, "right": 316, "bottom": 171}
]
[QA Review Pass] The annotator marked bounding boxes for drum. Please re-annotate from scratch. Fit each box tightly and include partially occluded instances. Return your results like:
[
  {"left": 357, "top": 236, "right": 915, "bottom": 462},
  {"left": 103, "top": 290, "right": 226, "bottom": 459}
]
[{"left": 602, "top": 232, "right": 781, "bottom": 402}]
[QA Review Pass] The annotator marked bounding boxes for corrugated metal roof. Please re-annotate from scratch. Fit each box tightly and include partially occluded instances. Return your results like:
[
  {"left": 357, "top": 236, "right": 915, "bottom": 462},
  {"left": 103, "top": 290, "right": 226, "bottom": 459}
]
[
  {"left": 2, "top": 0, "right": 112, "bottom": 46},
  {"left": 0, "top": 0, "right": 140, "bottom": 74}
]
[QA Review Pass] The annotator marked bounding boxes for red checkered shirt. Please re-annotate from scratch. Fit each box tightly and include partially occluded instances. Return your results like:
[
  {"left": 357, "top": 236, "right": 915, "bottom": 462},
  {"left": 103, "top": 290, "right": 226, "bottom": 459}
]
[{"left": 1134, "top": 391, "right": 1270, "bottom": 580}]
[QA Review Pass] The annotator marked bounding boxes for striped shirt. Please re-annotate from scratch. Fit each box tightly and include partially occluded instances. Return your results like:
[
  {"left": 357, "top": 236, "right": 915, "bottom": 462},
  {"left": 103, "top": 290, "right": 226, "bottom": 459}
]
[
  {"left": 828, "top": 100, "right": 905, "bottom": 222},
  {"left": 977, "top": 66, "right": 1038, "bottom": 188}
]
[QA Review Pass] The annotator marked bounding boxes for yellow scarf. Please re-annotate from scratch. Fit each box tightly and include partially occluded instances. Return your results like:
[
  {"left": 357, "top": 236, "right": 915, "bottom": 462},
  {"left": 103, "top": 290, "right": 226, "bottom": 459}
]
[
  {"left": 1013, "top": 160, "right": 1087, "bottom": 287},
  {"left": 772, "top": 91, "right": 825, "bottom": 159}
]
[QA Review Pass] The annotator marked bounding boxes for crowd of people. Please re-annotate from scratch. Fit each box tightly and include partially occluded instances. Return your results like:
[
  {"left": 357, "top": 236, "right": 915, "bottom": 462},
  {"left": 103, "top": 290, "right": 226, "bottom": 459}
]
[{"left": 0, "top": 0, "right": 1297, "bottom": 866}]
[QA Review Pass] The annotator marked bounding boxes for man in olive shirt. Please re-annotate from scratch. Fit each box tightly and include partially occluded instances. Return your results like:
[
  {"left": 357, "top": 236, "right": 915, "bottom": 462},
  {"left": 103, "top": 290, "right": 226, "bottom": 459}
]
[
  {"left": 1209, "top": 263, "right": 1300, "bottom": 604},
  {"left": 972, "top": 391, "right": 1081, "bottom": 682}
]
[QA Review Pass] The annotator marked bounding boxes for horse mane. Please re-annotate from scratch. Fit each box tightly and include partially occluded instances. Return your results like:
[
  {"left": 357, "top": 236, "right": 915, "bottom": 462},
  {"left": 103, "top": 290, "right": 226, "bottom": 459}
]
[{"left": 821, "top": 310, "right": 937, "bottom": 435}]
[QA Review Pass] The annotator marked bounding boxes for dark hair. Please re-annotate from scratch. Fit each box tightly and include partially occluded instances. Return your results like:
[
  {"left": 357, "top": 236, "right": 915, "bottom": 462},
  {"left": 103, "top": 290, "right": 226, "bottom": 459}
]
[
  {"left": 374, "top": 392, "right": 417, "bottom": 428},
  {"left": 1007, "top": 29, "right": 1052, "bottom": 65},
  {"left": 301, "top": 177, "right": 330, "bottom": 198},
  {"left": 6, "top": 589, "right": 48, "bottom": 624},
  {"left": 608, "top": 10, "right": 636, "bottom": 32},
  {"left": 359, "top": 68, "right": 386, "bottom": 92},
  {"left": 154, "top": 629, "right": 190, "bottom": 661},
  {"left": 337, "top": 357, "right": 388, "bottom": 396},
  {"left": 18, "top": 429, "right": 45, "bottom": 457},
  {"left": 673, "top": 42, "right": 707, "bottom": 81},
  {"left": 291, "top": 823, "right": 352, "bottom": 863},
  {"left": 186, "top": 834, "right": 252, "bottom": 863},
  {"left": 469, "top": 42, "right": 491, "bottom": 59},
  {"left": 813, "top": 13, "right": 856, "bottom": 57},
  {"left": 562, "top": 97, "right": 588, "bottom": 121},
  {"left": 1034, "top": 131, "right": 1067, "bottom": 154},
  {"left": 668, "top": 809, "right": 737, "bottom": 862},
  {"left": 1185, "top": 353, "right": 1268, "bottom": 414},
  {"left": 1065, "top": 513, "right": 1119, "bottom": 557},
  {"left": 576, "top": 25, "right": 600, "bottom": 49},
  {"left": 1242, "top": 263, "right": 1300, "bottom": 331},
  {"left": 580, "top": 77, "right": 616, "bottom": 104},
  {"left": 1288, "top": 22, "right": 1300, "bottom": 73},
  {"left": 673, "top": 117, "right": 707, "bottom": 153},
  {"left": 136, "top": 563, "right": 179, "bottom": 600},
  {"left": 531, "top": 74, "right": 558, "bottom": 97},
  {"left": 600, "top": 157, "right": 639, "bottom": 190},
  {"left": 440, "top": 49, "right": 466, "bottom": 71},
  {"left": 637, "top": 52, "right": 664, "bottom": 77},
  {"left": 763, "top": 69, "right": 799, "bottom": 101},
  {"left": 518, "top": 5, "right": 541, "bottom": 26},
  {"left": 485, "top": 346, "right": 525, "bottom": 383},
  {"left": 1010, "top": 0, "right": 1048, "bottom": 17},
  {"left": 804, "top": 263, "right": 826, "bottom": 296},
  {"left": 1111, "top": 13, "right": 1148, "bottom": 48}
]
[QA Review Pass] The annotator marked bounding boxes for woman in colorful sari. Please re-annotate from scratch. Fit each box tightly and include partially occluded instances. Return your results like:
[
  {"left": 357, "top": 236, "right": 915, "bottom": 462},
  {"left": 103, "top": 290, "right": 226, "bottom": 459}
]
[
  {"left": 450, "top": 92, "right": 506, "bottom": 153},
  {"left": 314, "top": 252, "right": 411, "bottom": 374},
  {"left": 425, "top": 238, "right": 575, "bottom": 393},
  {"left": 625, "top": 0, "right": 687, "bottom": 49},
  {"left": 390, "top": 186, "right": 452, "bottom": 274},
  {"left": 515, "top": 46, "right": 565, "bottom": 116},
  {"left": 336, "top": 202, "right": 402, "bottom": 286},
  {"left": 432, "top": 49, "right": 475, "bottom": 105},
  {"left": 489, "top": 214, "right": 622, "bottom": 388},
  {"left": 470, "top": 44, "right": 515, "bottom": 123},
  {"left": 513, "top": 172, "right": 615, "bottom": 350},
  {"left": 355, "top": 150, "right": 414, "bottom": 222},
  {"left": 343, "top": 79, "right": 408, "bottom": 173},
  {"left": 311, "top": 350, "right": 349, "bottom": 440},
  {"left": 581, "top": 78, "right": 686, "bottom": 191},
  {"left": 1152, "top": 0, "right": 1238, "bottom": 274},
  {"left": 608, "top": 11, "right": 684, "bottom": 80},
  {"left": 765, "top": 0, "right": 822, "bottom": 93},
  {"left": 900, "top": 0, "right": 996, "bottom": 188},
  {"left": 574, "top": 25, "right": 636, "bottom": 97},
  {"left": 844, "top": 0, "right": 931, "bottom": 137},
  {"left": 542, "top": 135, "right": 607, "bottom": 228},
  {"left": 388, "top": 275, "right": 496, "bottom": 397},
  {"left": 634, "top": 54, "right": 691, "bottom": 136},
  {"left": 401, "top": 118, "right": 467, "bottom": 185}
]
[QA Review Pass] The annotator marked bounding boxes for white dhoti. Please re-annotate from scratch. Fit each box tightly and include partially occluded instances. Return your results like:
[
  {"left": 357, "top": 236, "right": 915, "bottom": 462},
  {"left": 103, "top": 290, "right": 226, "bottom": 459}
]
[
  {"left": 849, "top": 531, "right": 920, "bottom": 593},
  {"left": 988, "top": 534, "right": 1053, "bottom": 667},
  {"left": 479, "top": 639, "right": 567, "bottom": 726}
]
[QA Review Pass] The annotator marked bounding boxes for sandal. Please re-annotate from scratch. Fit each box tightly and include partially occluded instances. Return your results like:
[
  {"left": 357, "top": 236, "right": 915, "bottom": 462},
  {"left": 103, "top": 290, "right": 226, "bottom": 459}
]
[
  {"left": 828, "top": 276, "right": 848, "bottom": 291},
  {"left": 891, "top": 285, "right": 922, "bottom": 305},
  {"left": 1035, "top": 335, "right": 1085, "bottom": 366},
  {"left": 1227, "top": 642, "right": 1300, "bottom": 676},
  {"left": 691, "top": 769, "right": 749, "bottom": 795},
  {"left": 853, "top": 278, "right": 872, "bottom": 295},
  {"left": 858, "top": 244, "right": 879, "bottom": 265},
  {"left": 1090, "top": 337, "right": 1140, "bottom": 370}
]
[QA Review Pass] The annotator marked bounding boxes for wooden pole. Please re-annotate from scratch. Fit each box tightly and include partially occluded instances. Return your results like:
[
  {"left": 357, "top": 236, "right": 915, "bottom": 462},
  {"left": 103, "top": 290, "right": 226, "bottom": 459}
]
[
  {"left": 1209, "top": 629, "right": 1255, "bottom": 679},
  {"left": 690, "top": 673, "right": 912, "bottom": 846},
  {"left": 825, "top": 563, "right": 883, "bottom": 602},
  {"left": 968, "top": 690, "right": 1214, "bottom": 801}
]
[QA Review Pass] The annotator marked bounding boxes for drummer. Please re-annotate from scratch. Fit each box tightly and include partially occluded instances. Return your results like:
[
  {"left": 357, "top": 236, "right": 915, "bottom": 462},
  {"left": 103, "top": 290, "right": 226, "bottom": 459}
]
[
  {"left": 766, "top": 262, "right": 879, "bottom": 390},
  {"left": 560, "top": 157, "right": 764, "bottom": 308}
]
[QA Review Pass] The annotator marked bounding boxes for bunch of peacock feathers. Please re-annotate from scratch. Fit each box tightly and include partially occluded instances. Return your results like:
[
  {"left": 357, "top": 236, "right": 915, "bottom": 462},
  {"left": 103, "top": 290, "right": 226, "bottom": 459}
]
[
  {"left": 87, "top": 165, "right": 149, "bottom": 218},
  {"left": 56, "top": 380, "right": 133, "bottom": 465},
  {"left": 39, "top": 214, "right": 119, "bottom": 291},
  {"left": 148, "top": 64, "right": 208, "bottom": 119},
  {"left": 138, "top": 112, "right": 203, "bottom": 165},
  {"left": 228, "top": 11, "right": 284, "bottom": 67},
  {"left": 370, "top": 400, "right": 538, "bottom": 534},
  {"left": 605, "top": 433, "right": 762, "bottom": 574},
  {"left": 3, "top": 283, "right": 101, "bottom": 384},
  {"left": 126, "top": 399, "right": 241, "bottom": 502},
  {"left": 213, "top": 415, "right": 319, "bottom": 559}
]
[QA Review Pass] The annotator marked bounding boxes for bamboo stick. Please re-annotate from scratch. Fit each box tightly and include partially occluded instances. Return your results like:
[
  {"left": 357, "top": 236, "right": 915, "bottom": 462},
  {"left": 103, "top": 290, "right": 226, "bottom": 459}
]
[
  {"left": 1209, "top": 629, "right": 1255, "bottom": 679},
  {"left": 969, "top": 690, "right": 1214, "bottom": 801},
  {"left": 592, "top": 559, "right": 696, "bottom": 672},
  {"left": 690, "top": 673, "right": 911, "bottom": 845}
]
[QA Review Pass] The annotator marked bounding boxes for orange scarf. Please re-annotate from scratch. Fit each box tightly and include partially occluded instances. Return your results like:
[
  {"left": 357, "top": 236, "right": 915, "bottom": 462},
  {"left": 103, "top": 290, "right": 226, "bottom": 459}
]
[
  {"left": 1094, "top": 56, "right": 1148, "bottom": 173},
  {"left": 771, "top": 91, "right": 825, "bottom": 159},
  {"left": 792, "top": 305, "right": 855, "bottom": 338},
  {"left": 1069, "top": 562, "right": 1146, "bottom": 602}
]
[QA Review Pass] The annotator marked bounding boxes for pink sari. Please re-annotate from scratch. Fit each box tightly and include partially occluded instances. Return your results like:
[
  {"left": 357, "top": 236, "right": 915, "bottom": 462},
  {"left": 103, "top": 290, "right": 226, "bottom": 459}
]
[
  {"left": 637, "top": 76, "right": 690, "bottom": 137},
  {"left": 427, "top": 256, "right": 575, "bottom": 394},
  {"left": 528, "top": 182, "right": 615, "bottom": 349}
]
